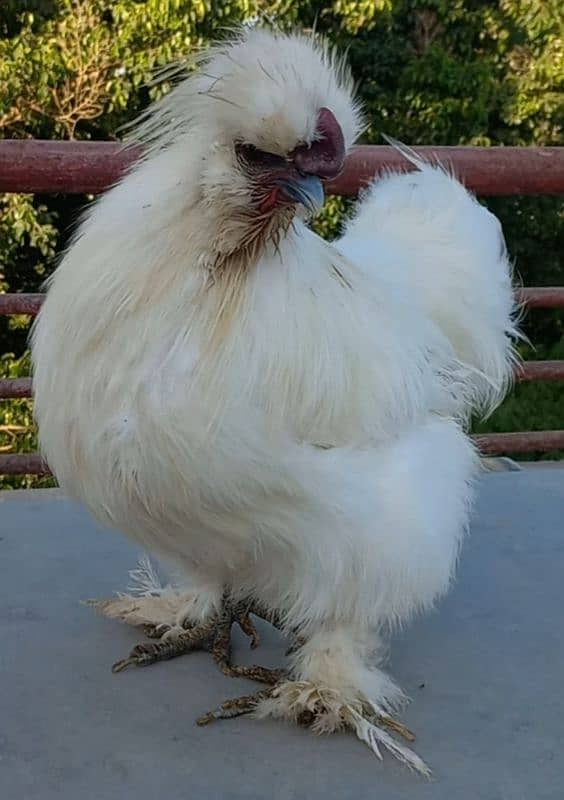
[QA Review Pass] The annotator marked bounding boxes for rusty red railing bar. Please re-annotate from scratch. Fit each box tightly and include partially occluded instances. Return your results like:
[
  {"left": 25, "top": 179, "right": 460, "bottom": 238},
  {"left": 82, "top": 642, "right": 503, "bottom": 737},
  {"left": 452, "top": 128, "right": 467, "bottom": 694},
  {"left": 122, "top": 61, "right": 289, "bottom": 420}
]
[
  {"left": 517, "top": 361, "right": 564, "bottom": 381},
  {"left": 2, "top": 430, "right": 564, "bottom": 477},
  {"left": 0, "top": 453, "right": 50, "bottom": 476},
  {"left": 474, "top": 430, "right": 564, "bottom": 455},
  {"left": 0, "top": 378, "right": 33, "bottom": 398},
  {"left": 2, "top": 287, "right": 564, "bottom": 319},
  {"left": 1, "top": 140, "right": 563, "bottom": 196},
  {"left": 1, "top": 360, "right": 563, "bottom": 401},
  {"left": 0, "top": 293, "right": 44, "bottom": 315},
  {"left": 516, "top": 288, "right": 564, "bottom": 309}
]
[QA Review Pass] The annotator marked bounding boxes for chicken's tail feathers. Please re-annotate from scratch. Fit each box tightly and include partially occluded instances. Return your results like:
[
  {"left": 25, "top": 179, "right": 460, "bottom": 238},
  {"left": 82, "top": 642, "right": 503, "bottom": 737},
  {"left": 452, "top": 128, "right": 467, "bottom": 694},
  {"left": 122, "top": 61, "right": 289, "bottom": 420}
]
[{"left": 341, "top": 135, "right": 520, "bottom": 418}]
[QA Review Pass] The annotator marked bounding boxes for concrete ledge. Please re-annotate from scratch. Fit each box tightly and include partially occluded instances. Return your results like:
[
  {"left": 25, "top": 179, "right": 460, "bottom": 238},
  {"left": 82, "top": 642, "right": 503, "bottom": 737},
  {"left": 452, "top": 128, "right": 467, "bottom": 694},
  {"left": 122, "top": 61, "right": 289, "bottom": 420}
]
[{"left": 1, "top": 471, "right": 564, "bottom": 799}]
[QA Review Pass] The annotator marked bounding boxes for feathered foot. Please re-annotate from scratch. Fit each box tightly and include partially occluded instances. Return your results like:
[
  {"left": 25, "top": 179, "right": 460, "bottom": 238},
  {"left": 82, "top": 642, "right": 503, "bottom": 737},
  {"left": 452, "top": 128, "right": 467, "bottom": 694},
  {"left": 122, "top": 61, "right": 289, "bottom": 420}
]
[
  {"left": 254, "top": 680, "right": 430, "bottom": 776},
  {"left": 87, "top": 557, "right": 291, "bottom": 680},
  {"left": 87, "top": 561, "right": 429, "bottom": 775},
  {"left": 196, "top": 679, "right": 428, "bottom": 775},
  {"left": 87, "top": 560, "right": 286, "bottom": 682},
  {"left": 90, "top": 593, "right": 287, "bottom": 682},
  {"left": 86, "top": 555, "right": 224, "bottom": 640}
]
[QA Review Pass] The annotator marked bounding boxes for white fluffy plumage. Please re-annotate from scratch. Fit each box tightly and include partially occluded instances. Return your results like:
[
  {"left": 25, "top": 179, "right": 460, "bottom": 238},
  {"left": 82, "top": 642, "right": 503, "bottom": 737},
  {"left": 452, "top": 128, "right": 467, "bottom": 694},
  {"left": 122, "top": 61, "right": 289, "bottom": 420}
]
[{"left": 31, "top": 28, "right": 518, "bottom": 772}]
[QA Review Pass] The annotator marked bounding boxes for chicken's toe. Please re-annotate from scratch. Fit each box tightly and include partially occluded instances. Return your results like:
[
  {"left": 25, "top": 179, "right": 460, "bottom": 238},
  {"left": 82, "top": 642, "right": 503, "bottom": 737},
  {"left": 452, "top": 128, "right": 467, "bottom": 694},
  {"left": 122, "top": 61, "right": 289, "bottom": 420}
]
[
  {"left": 102, "top": 594, "right": 286, "bottom": 684},
  {"left": 111, "top": 616, "right": 219, "bottom": 673},
  {"left": 197, "top": 688, "right": 274, "bottom": 726}
]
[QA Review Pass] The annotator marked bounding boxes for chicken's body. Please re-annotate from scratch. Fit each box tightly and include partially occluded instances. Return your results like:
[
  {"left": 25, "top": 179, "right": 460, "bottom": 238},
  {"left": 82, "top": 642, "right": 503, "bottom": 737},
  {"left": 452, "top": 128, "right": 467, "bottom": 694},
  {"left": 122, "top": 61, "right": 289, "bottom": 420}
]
[{"left": 31, "top": 29, "right": 517, "bottom": 772}]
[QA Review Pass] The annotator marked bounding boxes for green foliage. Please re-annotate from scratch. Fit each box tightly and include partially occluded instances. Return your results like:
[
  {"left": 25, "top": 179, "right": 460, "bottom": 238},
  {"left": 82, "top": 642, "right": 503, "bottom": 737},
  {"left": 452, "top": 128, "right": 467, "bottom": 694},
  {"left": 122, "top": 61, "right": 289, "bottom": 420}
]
[
  {"left": 0, "top": 351, "right": 55, "bottom": 488},
  {"left": 0, "top": 0, "right": 563, "bottom": 487},
  {"left": 472, "top": 338, "right": 564, "bottom": 461}
]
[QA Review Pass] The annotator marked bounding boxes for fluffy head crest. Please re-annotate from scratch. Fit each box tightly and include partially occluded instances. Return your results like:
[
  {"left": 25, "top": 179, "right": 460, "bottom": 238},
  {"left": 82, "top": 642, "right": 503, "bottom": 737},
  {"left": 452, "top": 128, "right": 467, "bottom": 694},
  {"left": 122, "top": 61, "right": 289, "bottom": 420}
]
[{"left": 128, "top": 27, "right": 363, "bottom": 160}]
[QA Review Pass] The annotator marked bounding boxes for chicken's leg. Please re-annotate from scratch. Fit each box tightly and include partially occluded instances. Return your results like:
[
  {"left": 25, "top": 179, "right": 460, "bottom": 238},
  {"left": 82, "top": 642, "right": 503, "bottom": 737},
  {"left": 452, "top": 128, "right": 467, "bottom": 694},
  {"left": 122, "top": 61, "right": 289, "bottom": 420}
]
[
  {"left": 88, "top": 565, "right": 426, "bottom": 773},
  {"left": 194, "top": 656, "right": 425, "bottom": 774},
  {"left": 89, "top": 585, "right": 287, "bottom": 684},
  {"left": 201, "top": 628, "right": 431, "bottom": 776}
]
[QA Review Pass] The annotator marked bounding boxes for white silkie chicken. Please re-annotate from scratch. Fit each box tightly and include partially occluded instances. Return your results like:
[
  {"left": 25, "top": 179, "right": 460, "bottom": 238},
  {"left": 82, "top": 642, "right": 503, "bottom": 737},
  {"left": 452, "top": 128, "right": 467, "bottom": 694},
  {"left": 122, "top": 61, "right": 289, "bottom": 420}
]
[{"left": 31, "top": 28, "right": 518, "bottom": 773}]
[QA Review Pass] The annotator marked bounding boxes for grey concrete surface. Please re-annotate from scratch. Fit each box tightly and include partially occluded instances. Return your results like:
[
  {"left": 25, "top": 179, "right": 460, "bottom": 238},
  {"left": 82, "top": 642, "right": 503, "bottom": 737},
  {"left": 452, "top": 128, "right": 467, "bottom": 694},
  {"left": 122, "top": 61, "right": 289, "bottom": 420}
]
[{"left": 1, "top": 471, "right": 563, "bottom": 799}]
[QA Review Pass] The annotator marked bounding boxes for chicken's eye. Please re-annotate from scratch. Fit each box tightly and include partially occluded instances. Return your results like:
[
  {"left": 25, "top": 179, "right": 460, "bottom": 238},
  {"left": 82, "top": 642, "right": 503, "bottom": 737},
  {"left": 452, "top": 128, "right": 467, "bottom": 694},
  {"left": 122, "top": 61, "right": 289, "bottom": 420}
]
[{"left": 235, "top": 143, "right": 287, "bottom": 172}]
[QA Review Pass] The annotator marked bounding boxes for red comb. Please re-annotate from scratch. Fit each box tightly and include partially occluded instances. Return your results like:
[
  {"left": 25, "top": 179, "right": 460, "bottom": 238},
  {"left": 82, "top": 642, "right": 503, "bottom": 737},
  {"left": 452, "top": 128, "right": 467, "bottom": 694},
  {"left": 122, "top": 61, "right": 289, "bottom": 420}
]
[{"left": 292, "top": 107, "right": 345, "bottom": 180}]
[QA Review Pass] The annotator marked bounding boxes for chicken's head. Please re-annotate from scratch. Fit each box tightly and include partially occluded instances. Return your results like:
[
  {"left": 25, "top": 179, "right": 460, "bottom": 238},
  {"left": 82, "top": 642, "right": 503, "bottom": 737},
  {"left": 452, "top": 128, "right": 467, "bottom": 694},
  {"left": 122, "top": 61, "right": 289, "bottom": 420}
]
[
  {"left": 133, "top": 28, "right": 362, "bottom": 269},
  {"left": 195, "top": 28, "right": 361, "bottom": 217}
]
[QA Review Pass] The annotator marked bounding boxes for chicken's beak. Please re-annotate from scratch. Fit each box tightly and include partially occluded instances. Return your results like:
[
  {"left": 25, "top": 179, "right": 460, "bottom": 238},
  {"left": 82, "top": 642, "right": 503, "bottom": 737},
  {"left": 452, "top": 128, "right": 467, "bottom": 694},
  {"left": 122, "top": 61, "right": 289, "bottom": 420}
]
[{"left": 275, "top": 173, "right": 325, "bottom": 216}]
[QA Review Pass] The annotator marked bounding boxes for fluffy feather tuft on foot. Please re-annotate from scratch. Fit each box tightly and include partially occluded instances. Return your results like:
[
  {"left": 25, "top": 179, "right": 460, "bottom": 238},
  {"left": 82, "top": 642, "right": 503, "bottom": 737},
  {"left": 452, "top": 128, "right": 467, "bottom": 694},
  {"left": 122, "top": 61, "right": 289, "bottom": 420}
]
[
  {"left": 87, "top": 556, "right": 223, "bottom": 640},
  {"left": 254, "top": 680, "right": 430, "bottom": 776}
]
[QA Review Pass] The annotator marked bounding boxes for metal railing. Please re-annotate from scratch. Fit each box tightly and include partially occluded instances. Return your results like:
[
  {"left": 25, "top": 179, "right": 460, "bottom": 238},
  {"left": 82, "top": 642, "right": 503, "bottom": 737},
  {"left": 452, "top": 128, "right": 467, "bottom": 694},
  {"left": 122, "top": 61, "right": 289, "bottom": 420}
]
[{"left": 1, "top": 141, "right": 563, "bottom": 476}]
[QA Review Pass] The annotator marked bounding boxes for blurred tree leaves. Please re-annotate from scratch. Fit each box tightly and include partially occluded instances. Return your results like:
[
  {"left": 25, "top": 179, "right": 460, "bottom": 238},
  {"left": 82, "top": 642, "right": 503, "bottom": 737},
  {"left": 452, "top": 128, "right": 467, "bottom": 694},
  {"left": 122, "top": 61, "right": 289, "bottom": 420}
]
[{"left": 0, "top": 0, "right": 562, "bottom": 484}]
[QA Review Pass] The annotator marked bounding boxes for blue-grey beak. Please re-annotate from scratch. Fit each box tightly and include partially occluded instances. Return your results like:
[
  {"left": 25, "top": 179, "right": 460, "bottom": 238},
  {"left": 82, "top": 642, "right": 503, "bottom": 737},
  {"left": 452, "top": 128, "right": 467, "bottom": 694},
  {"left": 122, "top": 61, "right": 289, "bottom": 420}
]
[{"left": 275, "top": 173, "right": 325, "bottom": 215}]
